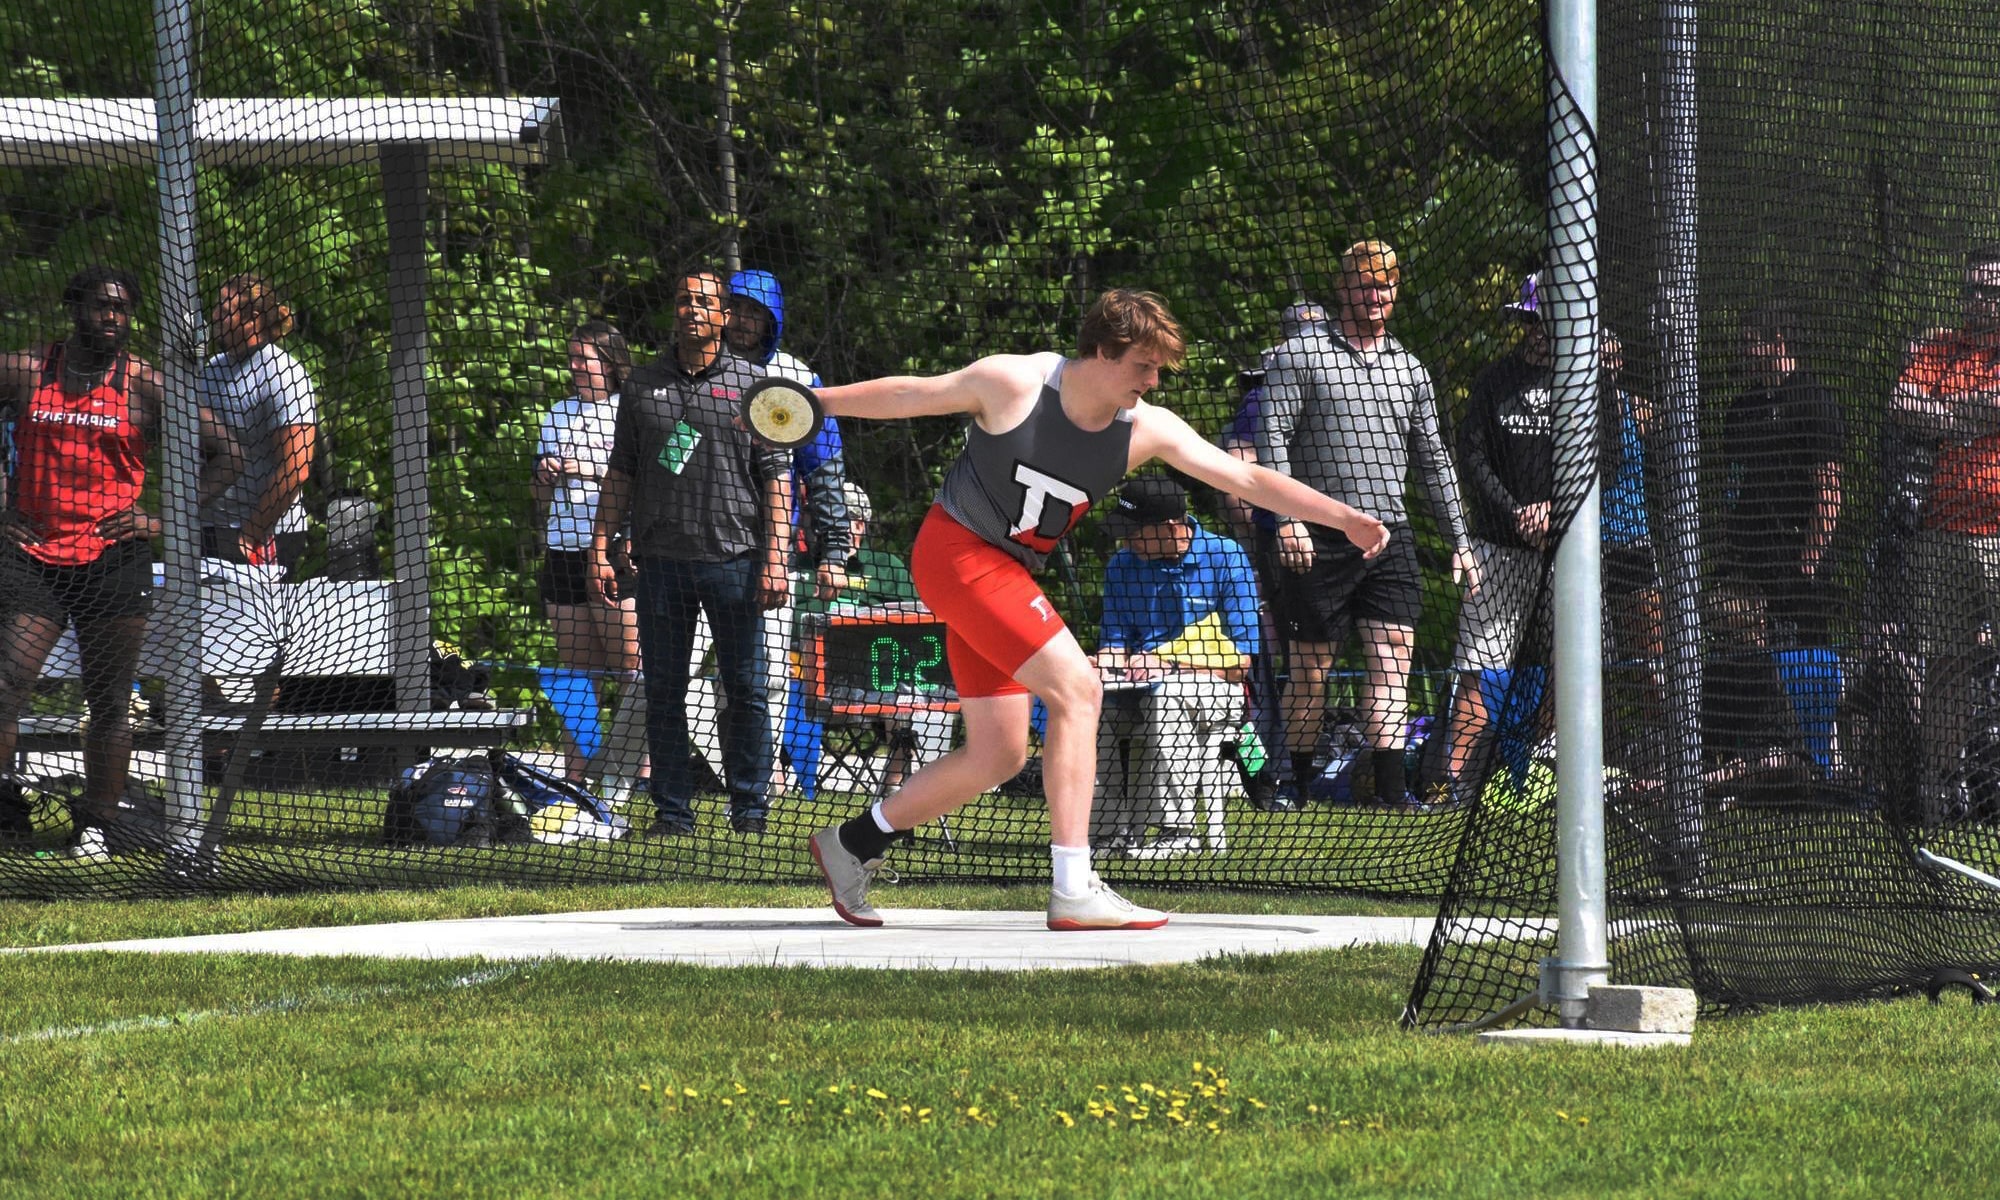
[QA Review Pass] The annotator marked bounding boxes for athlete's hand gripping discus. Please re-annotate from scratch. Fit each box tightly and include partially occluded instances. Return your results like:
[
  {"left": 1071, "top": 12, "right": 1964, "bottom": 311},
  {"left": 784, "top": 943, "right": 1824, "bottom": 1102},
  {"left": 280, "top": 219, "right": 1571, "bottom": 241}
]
[{"left": 740, "top": 377, "right": 824, "bottom": 449}]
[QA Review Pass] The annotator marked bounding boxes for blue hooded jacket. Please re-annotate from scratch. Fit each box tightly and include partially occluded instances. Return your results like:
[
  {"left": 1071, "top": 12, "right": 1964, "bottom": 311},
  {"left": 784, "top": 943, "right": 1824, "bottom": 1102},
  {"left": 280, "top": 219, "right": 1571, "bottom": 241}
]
[{"left": 728, "top": 269, "right": 850, "bottom": 566}]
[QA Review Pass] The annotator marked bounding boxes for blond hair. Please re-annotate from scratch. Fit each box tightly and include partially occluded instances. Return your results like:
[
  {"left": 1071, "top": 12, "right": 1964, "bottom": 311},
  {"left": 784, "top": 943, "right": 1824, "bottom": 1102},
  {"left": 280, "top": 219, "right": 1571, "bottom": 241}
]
[{"left": 1339, "top": 240, "right": 1401, "bottom": 288}]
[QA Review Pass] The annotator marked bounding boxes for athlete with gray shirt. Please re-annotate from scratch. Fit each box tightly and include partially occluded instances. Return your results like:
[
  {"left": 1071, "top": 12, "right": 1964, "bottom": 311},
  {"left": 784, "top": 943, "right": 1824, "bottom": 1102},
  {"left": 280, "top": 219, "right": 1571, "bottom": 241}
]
[
  {"left": 803, "top": 289, "right": 1389, "bottom": 931},
  {"left": 1256, "top": 240, "right": 1473, "bottom": 809}
]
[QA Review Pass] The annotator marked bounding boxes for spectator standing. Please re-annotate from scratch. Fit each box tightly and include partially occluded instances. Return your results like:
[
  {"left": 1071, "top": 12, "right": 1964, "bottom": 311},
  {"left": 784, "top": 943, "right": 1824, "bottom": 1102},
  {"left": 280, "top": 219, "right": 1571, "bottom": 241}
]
[
  {"left": 1216, "top": 301, "right": 1331, "bottom": 811},
  {"left": 1717, "top": 306, "right": 1845, "bottom": 648},
  {"left": 0, "top": 266, "right": 240, "bottom": 857},
  {"left": 532, "top": 319, "right": 646, "bottom": 789},
  {"left": 1090, "top": 474, "right": 1262, "bottom": 858},
  {"left": 195, "top": 274, "right": 318, "bottom": 574},
  {"left": 722, "top": 269, "right": 850, "bottom": 795},
  {"left": 1892, "top": 246, "right": 2000, "bottom": 824},
  {"left": 1438, "top": 274, "right": 1558, "bottom": 801},
  {"left": 592, "top": 269, "right": 792, "bottom": 835},
  {"left": 1255, "top": 240, "right": 1473, "bottom": 809}
]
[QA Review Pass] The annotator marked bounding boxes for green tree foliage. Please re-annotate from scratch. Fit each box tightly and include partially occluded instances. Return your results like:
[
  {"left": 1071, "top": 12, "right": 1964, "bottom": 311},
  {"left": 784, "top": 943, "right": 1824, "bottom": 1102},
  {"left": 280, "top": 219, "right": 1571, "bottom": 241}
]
[{"left": 1, "top": 0, "right": 1548, "bottom": 663}]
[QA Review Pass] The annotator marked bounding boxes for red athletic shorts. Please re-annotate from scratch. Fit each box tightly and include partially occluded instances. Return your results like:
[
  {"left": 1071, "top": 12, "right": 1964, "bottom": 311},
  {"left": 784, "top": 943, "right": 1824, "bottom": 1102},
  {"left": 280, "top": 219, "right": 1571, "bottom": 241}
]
[{"left": 910, "top": 505, "right": 1067, "bottom": 699}]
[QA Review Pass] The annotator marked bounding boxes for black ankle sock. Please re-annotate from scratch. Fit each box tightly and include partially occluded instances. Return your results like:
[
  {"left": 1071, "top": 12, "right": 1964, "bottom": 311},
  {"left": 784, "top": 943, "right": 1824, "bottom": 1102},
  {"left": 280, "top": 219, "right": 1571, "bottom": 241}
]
[
  {"left": 837, "top": 812, "right": 900, "bottom": 862},
  {"left": 1290, "top": 751, "right": 1318, "bottom": 787},
  {"left": 1373, "top": 748, "right": 1408, "bottom": 803}
]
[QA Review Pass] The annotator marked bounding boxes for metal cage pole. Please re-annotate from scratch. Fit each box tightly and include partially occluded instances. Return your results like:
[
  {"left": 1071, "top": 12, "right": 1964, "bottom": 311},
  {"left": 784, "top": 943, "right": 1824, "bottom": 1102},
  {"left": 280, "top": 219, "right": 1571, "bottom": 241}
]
[
  {"left": 1544, "top": 0, "right": 1611, "bottom": 1027},
  {"left": 1657, "top": 0, "right": 1707, "bottom": 879},
  {"left": 152, "top": 0, "right": 207, "bottom": 855}
]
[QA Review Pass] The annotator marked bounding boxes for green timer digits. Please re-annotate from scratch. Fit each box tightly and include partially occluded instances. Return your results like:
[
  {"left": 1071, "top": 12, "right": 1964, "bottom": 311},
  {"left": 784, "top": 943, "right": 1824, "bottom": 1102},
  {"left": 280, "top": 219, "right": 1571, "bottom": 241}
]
[{"left": 824, "top": 622, "right": 953, "bottom": 693}]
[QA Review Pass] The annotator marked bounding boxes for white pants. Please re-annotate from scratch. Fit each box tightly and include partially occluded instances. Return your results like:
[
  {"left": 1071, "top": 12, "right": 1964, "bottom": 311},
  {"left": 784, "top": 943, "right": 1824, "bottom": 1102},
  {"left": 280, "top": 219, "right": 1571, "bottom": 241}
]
[{"left": 1091, "top": 673, "right": 1244, "bottom": 846}]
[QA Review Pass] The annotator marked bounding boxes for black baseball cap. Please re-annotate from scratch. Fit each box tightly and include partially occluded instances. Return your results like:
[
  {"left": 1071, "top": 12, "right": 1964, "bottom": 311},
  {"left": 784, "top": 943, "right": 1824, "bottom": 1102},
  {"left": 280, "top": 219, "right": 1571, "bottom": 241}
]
[{"left": 1105, "top": 475, "right": 1187, "bottom": 536}]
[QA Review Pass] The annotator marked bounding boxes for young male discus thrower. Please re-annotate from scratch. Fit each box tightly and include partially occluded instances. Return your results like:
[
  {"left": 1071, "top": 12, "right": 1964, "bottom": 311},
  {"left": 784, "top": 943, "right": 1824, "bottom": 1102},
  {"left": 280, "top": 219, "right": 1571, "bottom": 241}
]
[{"left": 747, "top": 290, "right": 1389, "bottom": 930}]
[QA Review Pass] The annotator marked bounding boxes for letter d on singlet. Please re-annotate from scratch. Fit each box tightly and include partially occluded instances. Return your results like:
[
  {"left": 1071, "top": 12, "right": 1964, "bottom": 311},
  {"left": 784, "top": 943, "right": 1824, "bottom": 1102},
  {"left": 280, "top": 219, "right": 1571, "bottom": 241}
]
[{"left": 1009, "top": 463, "right": 1090, "bottom": 548}]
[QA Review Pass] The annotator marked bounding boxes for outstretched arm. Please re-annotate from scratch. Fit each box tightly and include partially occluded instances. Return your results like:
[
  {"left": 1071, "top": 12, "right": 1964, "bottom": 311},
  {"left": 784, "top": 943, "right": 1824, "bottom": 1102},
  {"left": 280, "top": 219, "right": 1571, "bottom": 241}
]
[
  {"left": 816, "top": 354, "right": 1043, "bottom": 425},
  {"left": 1131, "top": 403, "right": 1389, "bottom": 557}
]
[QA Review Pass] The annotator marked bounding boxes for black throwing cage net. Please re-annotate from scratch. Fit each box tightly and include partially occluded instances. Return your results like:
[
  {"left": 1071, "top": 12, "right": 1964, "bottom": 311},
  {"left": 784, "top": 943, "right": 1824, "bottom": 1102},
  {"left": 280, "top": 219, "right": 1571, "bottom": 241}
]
[
  {"left": 1408, "top": 0, "right": 2000, "bottom": 1026},
  {"left": 2, "top": 0, "right": 1995, "bottom": 1026}
]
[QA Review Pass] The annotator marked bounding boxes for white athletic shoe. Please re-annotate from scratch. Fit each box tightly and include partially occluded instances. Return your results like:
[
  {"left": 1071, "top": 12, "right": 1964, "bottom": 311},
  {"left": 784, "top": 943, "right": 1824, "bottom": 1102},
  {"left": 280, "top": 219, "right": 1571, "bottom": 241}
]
[
  {"left": 1123, "top": 833, "right": 1201, "bottom": 861},
  {"left": 809, "top": 826, "right": 884, "bottom": 927},
  {"left": 1047, "top": 873, "right": 1169, "bottom": 931},
  {"left": 68, "top": 826, "right": 111, "bottom": 863}
]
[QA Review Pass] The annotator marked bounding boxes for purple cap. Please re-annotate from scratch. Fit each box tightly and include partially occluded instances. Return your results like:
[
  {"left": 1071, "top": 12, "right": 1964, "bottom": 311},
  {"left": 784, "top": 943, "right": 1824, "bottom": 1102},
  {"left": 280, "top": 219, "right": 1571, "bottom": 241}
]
[{"left": 1504, "top": 272, "right": 1542, "bottom": 317}]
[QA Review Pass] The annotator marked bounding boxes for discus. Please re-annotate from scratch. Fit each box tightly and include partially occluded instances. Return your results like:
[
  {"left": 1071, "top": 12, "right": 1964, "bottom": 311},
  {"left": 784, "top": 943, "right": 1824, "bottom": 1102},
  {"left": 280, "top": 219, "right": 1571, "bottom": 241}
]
[{"left": 740, "top": 377, "right": 824, "bottom": 449}]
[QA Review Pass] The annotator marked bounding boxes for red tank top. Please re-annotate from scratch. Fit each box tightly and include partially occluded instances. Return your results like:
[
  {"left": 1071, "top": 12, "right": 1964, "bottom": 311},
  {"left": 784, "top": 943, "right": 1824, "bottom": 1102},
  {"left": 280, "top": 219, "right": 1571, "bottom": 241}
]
[{"left": 12, "top": 342, "right": 147, "bottom": 565}]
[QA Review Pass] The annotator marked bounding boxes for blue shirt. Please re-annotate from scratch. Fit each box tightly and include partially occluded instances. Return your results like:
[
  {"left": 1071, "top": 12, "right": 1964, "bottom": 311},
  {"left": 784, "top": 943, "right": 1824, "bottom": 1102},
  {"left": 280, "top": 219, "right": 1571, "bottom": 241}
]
[
  {"left": 1099, "top": 520, "right": 1263, "bottom": 657},
  {"left": 1602, "top": 388, "right": 1648, "bottom": 547}
]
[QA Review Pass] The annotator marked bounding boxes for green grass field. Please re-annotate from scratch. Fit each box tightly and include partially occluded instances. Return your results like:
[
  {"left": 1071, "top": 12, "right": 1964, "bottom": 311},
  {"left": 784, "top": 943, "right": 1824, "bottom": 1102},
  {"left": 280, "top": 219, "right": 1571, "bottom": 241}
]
[{"left": 2, "top": 883, "right": 1996, "bottom": 1198}]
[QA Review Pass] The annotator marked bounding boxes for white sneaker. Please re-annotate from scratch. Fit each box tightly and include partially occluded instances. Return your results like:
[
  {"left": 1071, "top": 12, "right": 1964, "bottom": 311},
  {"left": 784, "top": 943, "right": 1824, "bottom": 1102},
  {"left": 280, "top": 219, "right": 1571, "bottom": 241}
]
[
  {"left": 1123, "top": 833, "right": 1201, "bottom": 860},
  {"left": 809, "top": 826, "right": 884, "bottom": 927},
  {"left": 68, "top": 826, "right": 111, "bottom": 863},
  {"left": 1047, "top": 873, "right": 1169, "bottom": 931}
]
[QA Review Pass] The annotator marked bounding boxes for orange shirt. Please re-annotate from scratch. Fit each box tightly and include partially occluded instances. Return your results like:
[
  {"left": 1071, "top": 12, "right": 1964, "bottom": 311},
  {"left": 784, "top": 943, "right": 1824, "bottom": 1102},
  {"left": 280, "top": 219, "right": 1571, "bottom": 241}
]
[
  {"left": 12, "top": 343, "right": 148, "bottom": 565},
  {"left": 1912, "top": 332, "right": 2000, "bottom": 534}
]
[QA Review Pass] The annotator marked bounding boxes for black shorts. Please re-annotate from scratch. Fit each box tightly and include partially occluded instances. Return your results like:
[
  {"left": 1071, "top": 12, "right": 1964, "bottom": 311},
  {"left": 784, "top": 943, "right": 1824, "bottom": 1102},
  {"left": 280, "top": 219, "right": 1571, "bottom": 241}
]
[
  {"left": 1263, "top": 524, "right": 1422, "bottom": 642},
  {"left": 0, "top": 539, "right": 154, "bottom": 623},
  {"left": 539, "top": 548, "right": 596, "bottom": 607}
]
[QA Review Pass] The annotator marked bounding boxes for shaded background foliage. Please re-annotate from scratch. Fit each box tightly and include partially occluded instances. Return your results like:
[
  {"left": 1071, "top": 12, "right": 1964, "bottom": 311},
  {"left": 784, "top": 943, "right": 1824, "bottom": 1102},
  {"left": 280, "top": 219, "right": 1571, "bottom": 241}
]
[{"left": 0, "top": 0, "right": 1545, "bottom": 665}]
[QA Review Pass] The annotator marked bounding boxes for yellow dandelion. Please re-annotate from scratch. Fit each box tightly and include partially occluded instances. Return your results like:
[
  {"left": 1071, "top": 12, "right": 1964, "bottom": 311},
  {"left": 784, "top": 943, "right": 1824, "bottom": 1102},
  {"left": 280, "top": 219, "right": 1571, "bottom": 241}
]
[
  {"left": 1166, "top": 1111, "right": 1187, "bottom": 1125},
  {"left": 1577, "top": 1117, "right": 1591, "bottom": 1126},
  {"left": 867, "top": 1088, "right": 890, "bottom": 1101},
  {"left": 966, "top": 1106, "right": 982, "bottom": 1119},
  {"left": 1055, "top": 1111, "right": 1076, "bottom": 1127},
  {"left": 639, "top": 1083, "right": 652, "bottom": 1093},
  {"left": 918, "top": 1108, "right": 932, "bottom": 1118},
  {"left": 682, "top": 1087, "right": 698, "bottom": 1098},
  {"left": 842, "top": 1107, "right": 853, "bottom": 1115},
  {"left": 1556, "top": 1110, "right": 1570, "bottom": 1121},
  {"left": 1192, "top": 1060, "right": 1203, "bottom": 1073},
  {"left": 1308, "top": 1104, "right": 1320, "bottom": 1114},
  {"left": 1206, "top": 1121, "right": 1220, "bottom": 1132},
  {"left": 1248, "top": 1098, "right": 1267, "bottom": 1110},
  {"left": 777, "top": 1099, "right": 792, "bottom": 1107},
  {"left": 899, "top": 1104, "right": 912, "bottom": 1115},
  {"left": 733, "top": 1083, "right": 748, "bottom": 1095},
  {"left": 1130, "top": 1109, "right": 1148, "bottom": 1121},
  {"left": 721, "top": 1098, "right": 734, "bottom": 1107}
]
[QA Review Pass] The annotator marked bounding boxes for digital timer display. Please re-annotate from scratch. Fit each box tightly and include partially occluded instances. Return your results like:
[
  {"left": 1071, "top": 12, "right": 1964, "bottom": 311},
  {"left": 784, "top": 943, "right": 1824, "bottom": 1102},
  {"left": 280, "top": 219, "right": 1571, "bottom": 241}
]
[{"left": 822, "top": 621, "right": 953, "bottom": 693}]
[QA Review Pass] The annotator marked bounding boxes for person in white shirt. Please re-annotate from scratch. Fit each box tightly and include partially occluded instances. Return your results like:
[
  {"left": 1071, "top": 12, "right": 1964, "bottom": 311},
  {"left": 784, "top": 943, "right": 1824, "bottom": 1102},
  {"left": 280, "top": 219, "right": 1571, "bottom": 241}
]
[
  {"left": 196, "top": 274, "right": 319, "bottom": 573},
  {"left": 533, "top": 320, "right": 646, "bottom": 787}
]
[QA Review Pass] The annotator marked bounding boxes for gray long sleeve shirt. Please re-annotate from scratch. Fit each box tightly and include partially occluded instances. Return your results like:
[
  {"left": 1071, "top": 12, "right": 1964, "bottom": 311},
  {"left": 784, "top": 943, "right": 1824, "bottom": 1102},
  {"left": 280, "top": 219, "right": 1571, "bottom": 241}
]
[{"left": 1255, "top": 327, "right": 1469, "bottom": 550}]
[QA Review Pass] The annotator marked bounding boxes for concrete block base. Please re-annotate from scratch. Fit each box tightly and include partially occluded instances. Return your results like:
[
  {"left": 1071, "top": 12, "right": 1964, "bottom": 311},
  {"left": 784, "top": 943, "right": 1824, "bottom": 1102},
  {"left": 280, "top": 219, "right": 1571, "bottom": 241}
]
[{"left": 1587, "top": 984, "right": 1698, "bottom": 1033}]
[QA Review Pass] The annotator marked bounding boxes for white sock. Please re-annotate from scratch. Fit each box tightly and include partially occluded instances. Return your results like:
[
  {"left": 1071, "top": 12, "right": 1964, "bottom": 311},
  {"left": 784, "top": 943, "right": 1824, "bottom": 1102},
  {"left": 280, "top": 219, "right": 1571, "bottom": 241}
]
[
  {"left": 869, "top": 801, "right": 897, "bottom": 834},
  {"left": 1051, "top": 844, "right": 1092, "bottom": 895}
]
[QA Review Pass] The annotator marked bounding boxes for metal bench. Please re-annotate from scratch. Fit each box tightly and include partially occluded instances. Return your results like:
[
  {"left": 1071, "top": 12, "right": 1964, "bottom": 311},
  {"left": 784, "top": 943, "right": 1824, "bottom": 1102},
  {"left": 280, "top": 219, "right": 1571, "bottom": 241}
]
[{"left": 17, "top": 709, "right": 530, "bottom": 754}]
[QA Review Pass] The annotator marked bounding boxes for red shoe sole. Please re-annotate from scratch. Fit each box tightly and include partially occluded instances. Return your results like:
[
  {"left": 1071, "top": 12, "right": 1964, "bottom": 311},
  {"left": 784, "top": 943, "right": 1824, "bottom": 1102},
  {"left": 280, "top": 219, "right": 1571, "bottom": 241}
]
[
  {"left": 809, "top": 836, "right": 883, "bottom": 928},
  {"left": 1046, "top": 915, "right": 1170, "bottom": 931}
]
